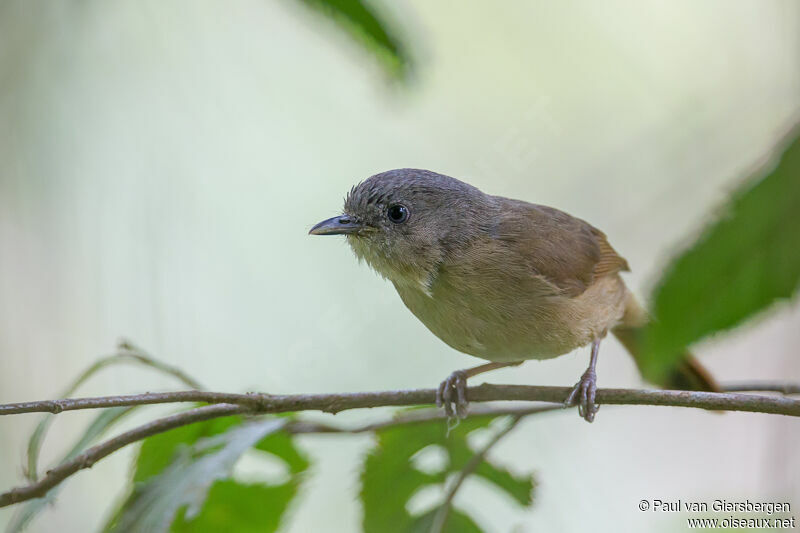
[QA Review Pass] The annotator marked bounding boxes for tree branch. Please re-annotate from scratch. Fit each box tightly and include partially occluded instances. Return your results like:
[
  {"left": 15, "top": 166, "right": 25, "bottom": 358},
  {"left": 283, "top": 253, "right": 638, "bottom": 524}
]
[
  {"left": 2, "top": 383, "right": 800, "bottom": 417},
  {"left": 284, "top": 404, "right": 561, "bottom": 434},
  {"left": 0, "top": 404, "right": 248, "bottom": 508},
  {"left": 719, "top": 382, "right": 800, "bottom": 395},
  {"left": 2, "top": 383, "right": 799, "bottom": 508},
  {"left": 0, "top": 404, "right": 557, "bottom": 509}
]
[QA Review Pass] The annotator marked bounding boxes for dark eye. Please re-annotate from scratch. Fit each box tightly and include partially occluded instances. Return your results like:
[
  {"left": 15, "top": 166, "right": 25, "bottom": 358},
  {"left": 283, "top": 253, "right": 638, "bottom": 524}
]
[{"left": 386, "top": 204, "right": 409, "bottom": 224}]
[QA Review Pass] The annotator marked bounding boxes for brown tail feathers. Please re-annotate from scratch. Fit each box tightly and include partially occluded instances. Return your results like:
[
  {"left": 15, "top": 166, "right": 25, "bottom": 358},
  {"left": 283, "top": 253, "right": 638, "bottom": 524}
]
[{"left": 612, "top": 292, "right": 719, "bottom": 392}]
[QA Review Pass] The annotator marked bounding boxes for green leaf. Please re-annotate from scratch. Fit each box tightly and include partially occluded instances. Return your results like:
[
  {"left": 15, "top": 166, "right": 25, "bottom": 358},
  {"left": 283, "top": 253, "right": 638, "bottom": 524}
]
[
  {"left": 105, "top": 415, "right": 310, "bottom": 533},
  {"left": 6, "top": 407, "right": 134, "bottom": 533},
  {"left": 171, "top": 422, "right": 311, "bottom": 532},
  {"left": 297, "top": 0, "right": 410, "bottom": 79},
  {"left": 106, "top": 419, "right": 287, "bottom": 533},
  {"left": 472, "top": 459, "right": 532, "bottom": 507},
  {"left": 642, "top": 128, "right": 800, "bottom": 381},
  {"left": 410, "top": 508, "right": 483, "bottom": 533},
  {"left": 361, "top": 416, "right": 534, "bottom": 533},
  {"left": 254, "top": 430, "right": 310, "bottom": 475},
  {"left": 170, "top": 481, "right": 297, "bottom": 533},
  {"left": 133, "top": 416, "right": 243, "bottom": 484}
]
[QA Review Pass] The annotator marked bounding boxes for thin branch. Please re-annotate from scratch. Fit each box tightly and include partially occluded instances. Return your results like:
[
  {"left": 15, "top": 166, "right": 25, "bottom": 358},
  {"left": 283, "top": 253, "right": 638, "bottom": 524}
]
[
  {"left": 2, "top": 384, "right": 800, "bottom": 508},
  {"left": 0, "top": 404, "right": 247, "bottom": 508},
  {"left": 0, "top": 404, "right": 554, "bottom": 509},
  {"left": 3, "top": 384, "right": 800, "bottom": 417},
  {"left": 721, "top": 382, "right": 800, "bottom": 395},
  {"left": 24, "top": 341, "right": 203, "bottom": 484},
  {"left": 285, "top": 404, "right": 561, "bottom": 434},
  {"left": 430, "top": 415, "right": 523, "bottom": 533},
  {"left": 0, "top": 391, "right": 250, "bottom": 416}
]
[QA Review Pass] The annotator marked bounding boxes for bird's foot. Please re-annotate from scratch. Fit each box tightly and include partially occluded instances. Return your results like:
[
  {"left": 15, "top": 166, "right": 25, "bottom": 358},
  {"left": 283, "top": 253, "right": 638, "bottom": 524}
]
[
  {"left": 436, "top": 370, "right": 469, "bottom": 419},
  {"left": 565, "top": 368, "right": 599, "bottom": 423}
]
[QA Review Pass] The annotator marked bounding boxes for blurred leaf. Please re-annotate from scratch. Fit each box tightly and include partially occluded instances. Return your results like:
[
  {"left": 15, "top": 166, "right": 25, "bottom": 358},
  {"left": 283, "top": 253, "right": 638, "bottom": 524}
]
[
  {"left": 26, "top": 344, "right": 202, "bottom": 483},
  {"left": 133, "top": 416, "right": 243, "bottom": 484},
  {"left": 361, "top": 416, "right": 534, "bottom": 533},
  {"left": 106, "top": 416, "right": 309, "bottom": 533},
  {"left": 642, "top": 128, "right": 800, "bottom": 381},
  {"left": 106, "top": 418, "right": 286, "bottom": 533},
  {"left": 6, "top": 407, "right": 134, "bottom": 533},
  {"left": 172, "top": 421, "right": 311, "bottom": 532},
  {"left": 297, "top": 0, "right": 410, "bottom": 79},
  {"left": 472, "top": 458, "right": 532, "bottom": 507},
  {"left": 170, "top": 481, "right": 296, "bottom": 532},
  {"left": 254, "top": 429, "right": 310, "bottom": 474}
]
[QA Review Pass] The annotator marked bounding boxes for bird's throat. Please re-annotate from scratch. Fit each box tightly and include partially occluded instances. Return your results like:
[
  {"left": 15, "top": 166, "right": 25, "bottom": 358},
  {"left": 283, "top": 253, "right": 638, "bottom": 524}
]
[{"left": 346, "top": 235, "right": 438, "bottom": 297}]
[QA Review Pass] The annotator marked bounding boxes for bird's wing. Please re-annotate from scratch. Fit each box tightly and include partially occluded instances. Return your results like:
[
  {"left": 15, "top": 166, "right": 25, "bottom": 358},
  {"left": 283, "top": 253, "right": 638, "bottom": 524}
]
[{"left": 492, "top": 198, "right": 629, "bottom": 297}]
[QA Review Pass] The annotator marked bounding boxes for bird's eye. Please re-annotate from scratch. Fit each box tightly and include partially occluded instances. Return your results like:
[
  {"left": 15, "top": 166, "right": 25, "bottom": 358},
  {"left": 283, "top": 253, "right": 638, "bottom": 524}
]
[{"left": 386, "top": 204, "right": 409, "bottom": 224}]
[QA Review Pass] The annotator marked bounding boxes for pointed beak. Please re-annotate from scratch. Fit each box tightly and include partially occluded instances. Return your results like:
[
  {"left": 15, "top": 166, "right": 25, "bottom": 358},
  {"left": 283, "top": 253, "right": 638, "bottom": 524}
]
[{"left": 309, "top": 215, "right": 365, "bottom": 236}]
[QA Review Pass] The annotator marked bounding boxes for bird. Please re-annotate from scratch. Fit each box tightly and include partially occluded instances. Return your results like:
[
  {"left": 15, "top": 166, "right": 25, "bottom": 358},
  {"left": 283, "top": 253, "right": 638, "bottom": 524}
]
[{"left": 309, "top": 168, "right": 717, "bottom": 422}]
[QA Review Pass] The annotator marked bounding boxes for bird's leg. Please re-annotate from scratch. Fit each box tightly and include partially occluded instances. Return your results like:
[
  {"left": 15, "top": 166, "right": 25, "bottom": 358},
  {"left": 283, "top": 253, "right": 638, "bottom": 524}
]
[
  {"left": 437, "top": 361, "right": 523, "bottom": 418},
  {"left": 565, "top": 339, "right": 601, "bottom": 422}
]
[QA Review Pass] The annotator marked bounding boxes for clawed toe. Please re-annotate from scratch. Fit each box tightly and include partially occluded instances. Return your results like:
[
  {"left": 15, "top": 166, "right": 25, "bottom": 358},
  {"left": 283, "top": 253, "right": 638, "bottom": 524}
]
[
  {"left": 436, "top": 370, "right": 469, "bottom": 419},
  {"left": 565, "top": 369, "right": 599, "bottom": 423}
]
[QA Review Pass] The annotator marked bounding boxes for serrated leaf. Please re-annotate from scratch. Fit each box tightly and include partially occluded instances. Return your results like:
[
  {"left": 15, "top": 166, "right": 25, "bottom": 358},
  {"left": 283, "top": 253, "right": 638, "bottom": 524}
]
[
  {"left": 642, "top": 128, "right": 800, "bottom": 381},
  {"left": 361, "top": 416, "right": 534, "bottom": 533},
  {"left": 106, "top": 419, "right": 286, "bottom": 533},
  {"left": 297, "top": 0, "right": 410, "bottom": 79},
  {"left": 472, "top": 460, "right": 532, "bottom": 507},
  {"left": 6, "top": 407, "right": 134, "bottom": 533}
]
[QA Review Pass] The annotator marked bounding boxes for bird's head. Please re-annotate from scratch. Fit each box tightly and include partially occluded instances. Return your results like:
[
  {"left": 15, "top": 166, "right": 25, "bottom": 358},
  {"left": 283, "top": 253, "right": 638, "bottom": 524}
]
[{"left": 310, "top": 168, "right": 493, "bottom": 291}]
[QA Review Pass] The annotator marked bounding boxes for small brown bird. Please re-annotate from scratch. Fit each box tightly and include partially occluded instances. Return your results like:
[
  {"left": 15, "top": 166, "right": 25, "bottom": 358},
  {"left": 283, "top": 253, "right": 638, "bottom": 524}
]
[{"left": 310, "top": 169, "right": 716, "bottom": 422}]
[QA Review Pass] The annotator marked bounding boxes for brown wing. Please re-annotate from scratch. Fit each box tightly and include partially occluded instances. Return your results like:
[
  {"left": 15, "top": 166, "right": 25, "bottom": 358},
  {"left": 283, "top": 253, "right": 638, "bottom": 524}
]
[{"left": 492, "top": 198, "right": 629, "bottom": 297}]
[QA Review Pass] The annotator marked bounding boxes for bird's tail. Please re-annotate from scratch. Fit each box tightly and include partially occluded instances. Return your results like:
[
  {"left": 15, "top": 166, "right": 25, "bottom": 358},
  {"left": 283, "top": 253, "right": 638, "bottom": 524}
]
[{"left": 612, "top": 292, "right": 719, "bottom": 392}]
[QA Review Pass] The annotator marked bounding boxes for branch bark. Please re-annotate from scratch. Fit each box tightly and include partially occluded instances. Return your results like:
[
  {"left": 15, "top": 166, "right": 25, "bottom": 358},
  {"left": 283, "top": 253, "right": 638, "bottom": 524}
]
[
  {"left": 2, "top": 384, "right": 800, "bottom": 417},
  {"left": 0, "top": 404, "right": 247, "bottom": 507},
  {"left": 0, "top": 403, "right": 557, "bottom": 509},
  {"left": 1, "top": 383, "right": 799, "bottom": 508}
]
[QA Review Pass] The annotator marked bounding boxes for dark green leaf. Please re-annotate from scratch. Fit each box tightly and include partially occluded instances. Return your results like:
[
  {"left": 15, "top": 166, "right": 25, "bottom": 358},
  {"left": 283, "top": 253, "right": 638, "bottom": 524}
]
[
  {"left": 297, "top": 0, "right": 410, "bottom": 79},
  {"left": 361, "top": 416, "right": 534, "bottom": 533},
  {"left": 106, "top": 419, "right": 287, "bottom": 533},
  {"left": 642, "top": 128, "right": 800, "bottom": 381}
]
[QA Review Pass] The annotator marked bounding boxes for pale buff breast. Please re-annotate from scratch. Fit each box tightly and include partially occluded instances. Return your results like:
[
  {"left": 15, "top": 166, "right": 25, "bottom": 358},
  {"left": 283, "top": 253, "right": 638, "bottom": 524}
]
[{"left": 393, "top": 272, "right": 629, "bottom": 363}]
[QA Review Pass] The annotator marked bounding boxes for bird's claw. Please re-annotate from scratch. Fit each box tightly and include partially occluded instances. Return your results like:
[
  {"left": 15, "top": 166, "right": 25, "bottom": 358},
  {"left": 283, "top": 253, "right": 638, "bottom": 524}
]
[
  {"left": 436, "top": 370, "right": 469, "bottom": 419},
  {"left": 565, "top": 368, "right": 599, "bottom": 423}
]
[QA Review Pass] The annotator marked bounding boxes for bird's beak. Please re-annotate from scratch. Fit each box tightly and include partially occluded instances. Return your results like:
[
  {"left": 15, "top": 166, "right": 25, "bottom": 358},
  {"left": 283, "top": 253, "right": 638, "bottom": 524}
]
[{"left": 309, "top": 215, "right": 365, "bottom": 236}]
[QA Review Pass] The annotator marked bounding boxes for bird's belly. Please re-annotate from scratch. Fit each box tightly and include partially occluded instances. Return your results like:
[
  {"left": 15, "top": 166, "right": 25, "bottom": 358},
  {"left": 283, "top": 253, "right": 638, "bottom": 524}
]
[{"left": 393, "top": 275, "right": 626, "bottom": 362}]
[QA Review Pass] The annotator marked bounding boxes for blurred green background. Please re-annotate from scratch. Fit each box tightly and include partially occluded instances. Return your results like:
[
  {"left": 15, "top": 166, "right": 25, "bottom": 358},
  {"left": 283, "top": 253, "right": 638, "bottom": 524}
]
[{"left": 1, "top": 1, "right": 799, "bottom": 531}]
